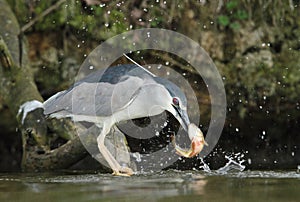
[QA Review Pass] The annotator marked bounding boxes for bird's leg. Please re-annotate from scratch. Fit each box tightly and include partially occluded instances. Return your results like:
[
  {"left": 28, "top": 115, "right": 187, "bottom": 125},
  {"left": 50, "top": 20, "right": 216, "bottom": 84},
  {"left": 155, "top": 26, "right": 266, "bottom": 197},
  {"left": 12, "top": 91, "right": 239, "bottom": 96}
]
[{"left": 97, "top": 123, "right": 133, "bottom": 176}]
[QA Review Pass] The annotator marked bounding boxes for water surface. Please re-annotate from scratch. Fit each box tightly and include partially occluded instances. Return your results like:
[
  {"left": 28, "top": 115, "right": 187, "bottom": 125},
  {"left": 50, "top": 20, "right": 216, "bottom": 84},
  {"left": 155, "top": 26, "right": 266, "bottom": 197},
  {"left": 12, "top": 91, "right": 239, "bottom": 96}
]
[{"left": 1, "top": 170, "right": 300, "bottom": 201}]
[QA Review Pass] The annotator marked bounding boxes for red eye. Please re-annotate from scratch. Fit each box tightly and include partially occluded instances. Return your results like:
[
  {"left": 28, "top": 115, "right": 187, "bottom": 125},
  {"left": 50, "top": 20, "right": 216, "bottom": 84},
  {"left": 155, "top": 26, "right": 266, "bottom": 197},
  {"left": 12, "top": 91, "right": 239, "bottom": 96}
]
[{"left": 172, "top": 97, "right": 179, "bottom": 106}]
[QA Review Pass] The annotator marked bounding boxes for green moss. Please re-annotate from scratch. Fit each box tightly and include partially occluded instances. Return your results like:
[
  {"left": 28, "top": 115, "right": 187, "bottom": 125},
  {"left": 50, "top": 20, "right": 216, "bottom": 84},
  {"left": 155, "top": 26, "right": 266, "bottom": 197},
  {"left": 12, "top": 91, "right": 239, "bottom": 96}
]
[
  {"left": 217, "top": 0, "right": 248, "bottom": 30},
  {"left": 221, "top": 47, "right": 300, "bottom": 119}
]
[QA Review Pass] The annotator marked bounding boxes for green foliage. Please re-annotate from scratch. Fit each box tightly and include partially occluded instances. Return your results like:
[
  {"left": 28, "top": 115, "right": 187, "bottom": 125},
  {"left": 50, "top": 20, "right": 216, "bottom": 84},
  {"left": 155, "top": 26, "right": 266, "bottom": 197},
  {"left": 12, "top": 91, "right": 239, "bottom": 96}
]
[
  {"left": 229, "top": 21, "right": 240, "bottom": 30},
  {"left": 6, "top": 0, "right": 129, "bottom": 40},
  {"left": 235, "top": 10, "right": 248, "bottom": 20},
  {"left": 221, "top": 48, "right": 300, "bottom": 119},
  {"left": 217, "top": 0, "right": 248, "bottom": 30},
  {"left": 226, "top": 0, "right": 238, "bottom": 10},
  {"left": 150, "top": 16, "right": 164, "bottom": 27},
  {"left": 217, "top": 15, "right": 230, "bottom": 26}
]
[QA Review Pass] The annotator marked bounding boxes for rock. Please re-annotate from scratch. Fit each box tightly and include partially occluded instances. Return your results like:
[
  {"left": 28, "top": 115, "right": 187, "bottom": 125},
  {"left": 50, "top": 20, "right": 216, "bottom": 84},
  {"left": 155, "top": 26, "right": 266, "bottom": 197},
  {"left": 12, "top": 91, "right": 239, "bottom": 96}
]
[
  {"left": 235, "top": 26, "right": 265, "bottom": 54},
  {"left": 243, "top": 49, "right": 273, "bottom": 68},
  {"left": 41, "top": 47, "right": 58, "bottom": 65},
  {"left": 200, "top": 31, "right": 225, "bottom": 61},
  {"left": 61, "top": 57, "right": 79, "bottom": 82}
]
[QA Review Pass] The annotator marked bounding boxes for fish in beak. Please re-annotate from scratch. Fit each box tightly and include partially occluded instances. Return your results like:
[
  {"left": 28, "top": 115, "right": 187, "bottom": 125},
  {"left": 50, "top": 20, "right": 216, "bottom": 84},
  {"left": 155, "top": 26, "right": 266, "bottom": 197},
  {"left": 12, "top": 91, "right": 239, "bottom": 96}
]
[
  {"left": 169, "top": 100, "right": 207, "bottom": 158},
  {"left": 172, "top": 123, "right": 208, "bottom": 158}
]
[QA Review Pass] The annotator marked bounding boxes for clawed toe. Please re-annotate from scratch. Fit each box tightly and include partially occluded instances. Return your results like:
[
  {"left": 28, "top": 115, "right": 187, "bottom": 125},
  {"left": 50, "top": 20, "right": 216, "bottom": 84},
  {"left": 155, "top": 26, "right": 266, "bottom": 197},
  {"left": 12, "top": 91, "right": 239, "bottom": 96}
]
[{"left": 112, "top": 166, "right": 133, "bottom": 176}]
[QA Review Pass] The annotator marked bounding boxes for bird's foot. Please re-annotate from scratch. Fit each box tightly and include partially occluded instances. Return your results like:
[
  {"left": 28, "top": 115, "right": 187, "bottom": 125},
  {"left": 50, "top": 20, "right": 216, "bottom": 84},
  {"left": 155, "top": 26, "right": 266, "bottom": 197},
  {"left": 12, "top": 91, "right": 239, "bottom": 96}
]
[{"left": 112, "top": 166, "right": 133, "bottom": 176}]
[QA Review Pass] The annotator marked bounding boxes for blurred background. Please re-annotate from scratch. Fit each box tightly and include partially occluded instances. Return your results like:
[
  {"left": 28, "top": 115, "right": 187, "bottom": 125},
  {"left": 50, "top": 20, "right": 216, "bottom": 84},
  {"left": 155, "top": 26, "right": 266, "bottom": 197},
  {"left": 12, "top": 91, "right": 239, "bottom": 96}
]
[{"left": 0, "top": 0, "right": 299, "bottom": 171}]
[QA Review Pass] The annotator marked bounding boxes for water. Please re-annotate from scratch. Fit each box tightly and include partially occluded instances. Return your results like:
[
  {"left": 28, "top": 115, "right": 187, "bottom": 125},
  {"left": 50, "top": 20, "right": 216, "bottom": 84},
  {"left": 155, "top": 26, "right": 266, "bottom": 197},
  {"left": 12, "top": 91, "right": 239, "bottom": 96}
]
[{"left": 1, "top": 170, "right": 300, "bottom": 202}]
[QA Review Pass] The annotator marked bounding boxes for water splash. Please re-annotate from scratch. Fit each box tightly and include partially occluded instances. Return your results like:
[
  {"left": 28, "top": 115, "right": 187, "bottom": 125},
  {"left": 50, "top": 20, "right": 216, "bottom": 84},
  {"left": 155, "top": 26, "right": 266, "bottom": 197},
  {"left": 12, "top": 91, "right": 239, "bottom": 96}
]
[
  {"left": 198, "top": 158, "right": 211, "bottom": 172},
  {"left": 217, "top": 155, "right": 246, "bottom": 173},
  {"left": 196, "top": 153, "right": 246, "bottom": 174}
]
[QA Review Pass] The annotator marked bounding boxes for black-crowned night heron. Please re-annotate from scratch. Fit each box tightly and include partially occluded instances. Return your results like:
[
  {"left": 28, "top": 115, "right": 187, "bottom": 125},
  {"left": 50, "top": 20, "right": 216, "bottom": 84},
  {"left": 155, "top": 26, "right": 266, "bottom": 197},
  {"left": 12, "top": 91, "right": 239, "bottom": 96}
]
[{"left": 43, "top": 63, "right": 207, "bottom": 176}]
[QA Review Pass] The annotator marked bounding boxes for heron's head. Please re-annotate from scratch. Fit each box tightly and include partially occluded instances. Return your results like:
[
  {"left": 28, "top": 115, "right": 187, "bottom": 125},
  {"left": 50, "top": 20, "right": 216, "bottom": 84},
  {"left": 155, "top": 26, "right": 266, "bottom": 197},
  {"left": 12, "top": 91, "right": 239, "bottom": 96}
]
[
  {"left": 154, "top": 77, "right": 190, "bottom": 131},
  {"left": 154, "top": 77, "right": 207, "bottom": 158}
]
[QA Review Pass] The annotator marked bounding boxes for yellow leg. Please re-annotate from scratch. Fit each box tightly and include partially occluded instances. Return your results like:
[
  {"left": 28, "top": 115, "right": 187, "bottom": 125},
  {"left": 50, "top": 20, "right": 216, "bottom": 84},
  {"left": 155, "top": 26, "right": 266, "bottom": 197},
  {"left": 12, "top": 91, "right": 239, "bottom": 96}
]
[{"left": 97, "top": 123, "right": 133, "bottom": 176}]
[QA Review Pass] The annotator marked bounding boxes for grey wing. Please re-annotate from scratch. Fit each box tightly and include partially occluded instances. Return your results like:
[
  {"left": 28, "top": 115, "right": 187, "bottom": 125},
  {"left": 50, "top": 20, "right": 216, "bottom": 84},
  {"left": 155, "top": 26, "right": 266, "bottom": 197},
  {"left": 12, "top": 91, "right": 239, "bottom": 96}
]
[
  {"left": 43, "top": 82, "right": 119, "bottom": 117},
  {"left": 103, "top": 76, "right": 145, "bottom": 116},
  {"left": 43, "top": 90, "right": 70, "bottom": 115},
  {"left": 44, "top": 76, "right": 145, "bottom": 118}
]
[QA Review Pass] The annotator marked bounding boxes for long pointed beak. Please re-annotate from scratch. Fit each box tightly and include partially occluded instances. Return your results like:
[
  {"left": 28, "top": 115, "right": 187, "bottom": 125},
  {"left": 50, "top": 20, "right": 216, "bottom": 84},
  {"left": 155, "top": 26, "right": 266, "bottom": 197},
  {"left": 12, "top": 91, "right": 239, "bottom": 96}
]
[{"left": 173, "top": 107, "right": 190, "bottom": 132}]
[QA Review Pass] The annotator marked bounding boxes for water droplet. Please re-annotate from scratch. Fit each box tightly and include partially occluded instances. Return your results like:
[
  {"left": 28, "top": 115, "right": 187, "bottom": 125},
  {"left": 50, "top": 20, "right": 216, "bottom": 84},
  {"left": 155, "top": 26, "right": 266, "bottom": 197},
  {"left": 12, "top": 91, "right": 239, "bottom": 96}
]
[
  {"left": 105, "top": 23, "right": 109, "bottom": 27},
  {"left": 132, "top": 152, "right": 141, "bottom": 162},
  {"left": 89, "top": 65, "right": 94, "bottom": 70},
  {"left": 235, "top": 128, "right": 239, "bottom": 132}
]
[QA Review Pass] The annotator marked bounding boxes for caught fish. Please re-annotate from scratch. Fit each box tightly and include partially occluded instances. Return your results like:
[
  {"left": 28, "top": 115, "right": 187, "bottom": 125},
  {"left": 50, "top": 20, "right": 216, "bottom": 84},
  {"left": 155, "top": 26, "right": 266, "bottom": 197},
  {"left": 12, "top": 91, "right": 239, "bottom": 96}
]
[{"left": 172, "top": 123, "right": 208, "bottom": 158}]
